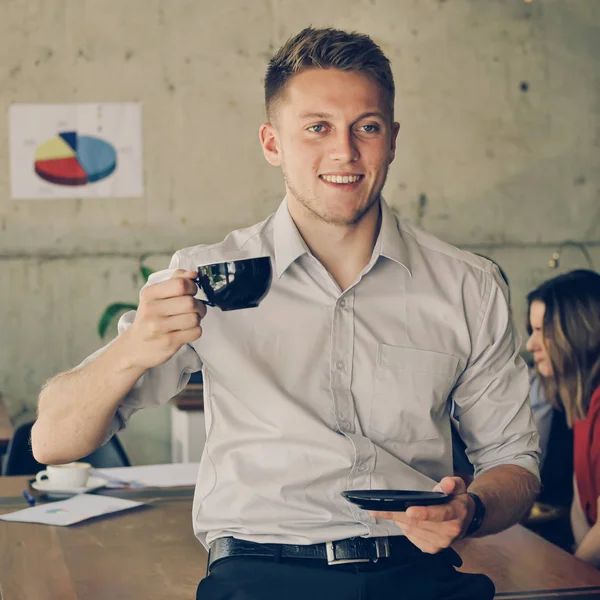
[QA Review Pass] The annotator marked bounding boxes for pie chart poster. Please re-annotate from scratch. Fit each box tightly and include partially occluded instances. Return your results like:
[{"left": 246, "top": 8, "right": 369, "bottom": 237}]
[{"left": 9, "top": 103, "right": 143, "bottom": 200}]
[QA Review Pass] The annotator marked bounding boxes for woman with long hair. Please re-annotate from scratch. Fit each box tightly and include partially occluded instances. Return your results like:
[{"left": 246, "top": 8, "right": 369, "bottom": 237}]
[{"left": 526, "top": 269, "right": 600, "bottom": 566}]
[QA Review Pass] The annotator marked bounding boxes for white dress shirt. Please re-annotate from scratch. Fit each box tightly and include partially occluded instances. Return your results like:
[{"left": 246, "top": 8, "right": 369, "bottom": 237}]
[{"left": 85, "top": 198, "right": 540, "bottom": 548}]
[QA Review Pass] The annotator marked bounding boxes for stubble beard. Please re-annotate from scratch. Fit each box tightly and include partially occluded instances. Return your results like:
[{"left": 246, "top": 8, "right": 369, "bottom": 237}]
[{"left": 282, "top": 163, "right": 387, "bottom": 227}]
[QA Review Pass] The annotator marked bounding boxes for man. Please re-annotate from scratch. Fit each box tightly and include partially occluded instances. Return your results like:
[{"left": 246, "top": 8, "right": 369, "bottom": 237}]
[{"left": 33, "top": 27, "right": 540, "bottom": 599}]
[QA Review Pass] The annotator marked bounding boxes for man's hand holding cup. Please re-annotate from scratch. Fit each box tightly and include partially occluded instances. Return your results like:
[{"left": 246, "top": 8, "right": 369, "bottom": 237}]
[{"left": 123, "top": 269, "right": 206, "bottom": 370}]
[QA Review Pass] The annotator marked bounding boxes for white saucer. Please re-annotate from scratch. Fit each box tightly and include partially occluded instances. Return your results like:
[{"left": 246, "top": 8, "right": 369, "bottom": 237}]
[{"left": 31, "top": 476, "right": 107, "bottom": 499}]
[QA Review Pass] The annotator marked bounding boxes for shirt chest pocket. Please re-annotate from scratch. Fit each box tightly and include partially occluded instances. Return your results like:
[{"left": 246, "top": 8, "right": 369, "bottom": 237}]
[{"left": 369, "top": 345, "right": 460, "bottom": 444}]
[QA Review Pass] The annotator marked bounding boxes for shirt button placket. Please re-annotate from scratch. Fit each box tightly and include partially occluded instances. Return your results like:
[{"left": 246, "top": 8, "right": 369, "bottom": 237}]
[{"left": 331, "top": 294, "right": 354, "bottom": 437}]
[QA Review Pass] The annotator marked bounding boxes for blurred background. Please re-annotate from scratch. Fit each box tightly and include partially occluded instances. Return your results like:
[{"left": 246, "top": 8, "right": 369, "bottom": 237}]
[{"left": 0, "top": 0, "right": 598, "bottom": 464}]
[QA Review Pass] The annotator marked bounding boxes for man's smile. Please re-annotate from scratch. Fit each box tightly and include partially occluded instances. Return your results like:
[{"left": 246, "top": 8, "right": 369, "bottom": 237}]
[{"left": 319, "top": 173, "right": 364, "bottom": 188}]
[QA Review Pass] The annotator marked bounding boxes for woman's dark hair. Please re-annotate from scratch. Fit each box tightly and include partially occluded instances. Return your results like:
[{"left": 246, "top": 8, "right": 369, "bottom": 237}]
[{"left": 527, "top": 269, "right": 600, "bottom": 427}]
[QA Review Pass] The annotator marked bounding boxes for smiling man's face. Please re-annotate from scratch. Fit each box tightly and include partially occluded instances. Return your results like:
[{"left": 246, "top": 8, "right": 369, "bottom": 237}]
[{"left": 260, "top": 68, "right": 400, "bottom": 227}]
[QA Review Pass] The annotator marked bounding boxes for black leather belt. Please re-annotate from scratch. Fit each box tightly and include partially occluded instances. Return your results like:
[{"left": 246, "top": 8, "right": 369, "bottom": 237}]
[{"left": 207, "top": 535, "right": 461, "bottom": 574}]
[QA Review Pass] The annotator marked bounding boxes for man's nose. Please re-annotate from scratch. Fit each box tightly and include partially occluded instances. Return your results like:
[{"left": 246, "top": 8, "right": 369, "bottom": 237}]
[{"left": 330, "top": 130, "right": 359, "bottom": 163}]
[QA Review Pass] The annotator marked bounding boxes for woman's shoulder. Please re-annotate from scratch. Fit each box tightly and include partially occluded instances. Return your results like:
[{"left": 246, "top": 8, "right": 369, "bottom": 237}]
[
  {"left": 590, "top": 386, "right": 600, "bottom": 418},
  {"left": 574, "top": 387, "right": 600, "bottom": 443},
  {"left": 574, "top": 388, "right": 600, "bottom": 482}
]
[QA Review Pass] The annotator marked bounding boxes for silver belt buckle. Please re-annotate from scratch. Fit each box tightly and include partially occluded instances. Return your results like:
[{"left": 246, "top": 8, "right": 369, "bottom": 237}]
[
  {"left": 373, "top": 537, "right": 390, "bottom": 562},
  {"left": 325, "top": 538, "right": 389, "bottom": 566}
]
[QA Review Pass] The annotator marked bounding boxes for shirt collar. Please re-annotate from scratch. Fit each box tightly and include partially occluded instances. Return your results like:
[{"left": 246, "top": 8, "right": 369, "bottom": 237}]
[
  {"left": 273, "top": 198, "right": 311, "bottom": 278},
  {"left": 376, "top": 198, "right": 412, "bottom": 276},
  {"left": 272, "top": 197, "right": 412, "bottom": 279}
]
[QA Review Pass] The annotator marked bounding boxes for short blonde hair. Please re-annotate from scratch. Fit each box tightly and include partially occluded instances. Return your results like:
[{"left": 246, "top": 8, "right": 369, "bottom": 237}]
[{"left": 265, "top": 27, "right": 395, "bottom": 120}]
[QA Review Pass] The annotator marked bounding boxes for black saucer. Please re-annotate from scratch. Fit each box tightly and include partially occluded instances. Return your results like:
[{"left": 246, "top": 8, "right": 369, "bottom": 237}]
[{"left": 342, "top": 490, "right": 450, "bottom": 511}]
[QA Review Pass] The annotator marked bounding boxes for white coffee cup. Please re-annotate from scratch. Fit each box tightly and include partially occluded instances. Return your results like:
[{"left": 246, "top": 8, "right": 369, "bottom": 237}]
[{"left": 36, "top": 462, "right": 91, "bottom": 488}]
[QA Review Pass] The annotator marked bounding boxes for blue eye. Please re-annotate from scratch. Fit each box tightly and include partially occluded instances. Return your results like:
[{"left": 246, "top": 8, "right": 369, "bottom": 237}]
[
  {"left": 308, "top": 124, "right": 325, "bottom": 133},
  {"left": 361, "top": 124, "right": 379, "bottom": 133}
]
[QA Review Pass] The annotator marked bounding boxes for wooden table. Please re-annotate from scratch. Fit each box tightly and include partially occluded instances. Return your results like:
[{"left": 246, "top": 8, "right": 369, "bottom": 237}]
[
  {"left": 0, "top": 395, "right": 14, "bottom": 454},
  {"left": 0, "top": 478, "right": 205, "bottom": 600},
  {"left": 1, "top": 476, "right": 599, "bottom": 599},
  {"left": 456, "top": 529, "right": 600, "bottom": 598}
]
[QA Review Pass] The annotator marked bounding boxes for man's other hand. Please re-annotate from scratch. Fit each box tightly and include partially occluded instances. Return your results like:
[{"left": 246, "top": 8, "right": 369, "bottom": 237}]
[{"left": 369, "top": 476, "right": 476, "bottom": 554}]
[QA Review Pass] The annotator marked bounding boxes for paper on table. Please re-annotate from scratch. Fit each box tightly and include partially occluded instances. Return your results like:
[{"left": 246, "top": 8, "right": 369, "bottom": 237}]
[
  {"left": 0, "top": 494, "right": 144, "bottom": 526},
  {"left": 94, "top": 462, "right": 200, "bottom": 488}
]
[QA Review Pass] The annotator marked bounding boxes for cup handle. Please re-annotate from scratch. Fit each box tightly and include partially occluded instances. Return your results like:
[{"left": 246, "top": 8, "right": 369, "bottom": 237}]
[
  {"left": 36, "top": 470, "right": 49, "bottom": 483},
  {"left": 193, "top": 276, "right": 215, "bottom": 307}
]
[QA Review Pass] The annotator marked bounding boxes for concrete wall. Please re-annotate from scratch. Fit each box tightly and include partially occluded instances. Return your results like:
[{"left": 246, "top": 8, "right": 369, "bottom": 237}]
[{"left": 1, "top": 0, "right": 599, "bottom": 464}]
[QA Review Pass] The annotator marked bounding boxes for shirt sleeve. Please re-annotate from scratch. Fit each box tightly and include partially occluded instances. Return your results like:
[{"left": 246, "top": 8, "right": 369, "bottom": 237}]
[
  {"left": 451, "top": 266, "right": 541, "bottom": 480},
  {"left": 75, "top": 251, "right": 203, "bottom": 442},
  {"left": 528, "top": 371, "right": 553, "bottom": 471}
]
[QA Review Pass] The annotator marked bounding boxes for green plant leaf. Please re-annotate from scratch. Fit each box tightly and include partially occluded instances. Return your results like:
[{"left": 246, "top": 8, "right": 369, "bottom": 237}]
[
  {"left": 140, "top": 265, "right": 154, "bottom": 282},
  {"left": 97, "top": 303, "right": 138, "bottom": 338}
]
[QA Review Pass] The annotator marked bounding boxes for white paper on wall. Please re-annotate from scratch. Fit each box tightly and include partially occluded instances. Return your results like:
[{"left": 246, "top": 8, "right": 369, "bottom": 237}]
[{"left": 9, "top": 103, "right": 143, "bottom": 200}]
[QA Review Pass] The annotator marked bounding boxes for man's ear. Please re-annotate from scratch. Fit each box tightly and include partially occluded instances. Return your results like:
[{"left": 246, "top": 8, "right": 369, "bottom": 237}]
[
  {"left": 259, "top": 122, "right": 281, "bottom": 167},
  {"left": 388, "top": 121, "right": 401, "bottom": 164}
]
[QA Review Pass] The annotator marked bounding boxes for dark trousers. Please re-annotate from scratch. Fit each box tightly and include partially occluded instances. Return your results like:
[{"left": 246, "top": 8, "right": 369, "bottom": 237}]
[{"left": 196, "top": 549, "right": 495, "bottom": 600}]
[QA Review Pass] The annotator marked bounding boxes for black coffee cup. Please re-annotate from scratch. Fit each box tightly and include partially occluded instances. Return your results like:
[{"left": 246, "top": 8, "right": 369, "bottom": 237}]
[{"left": 194, "top": 256, "right": 272, "bottom": 311}]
